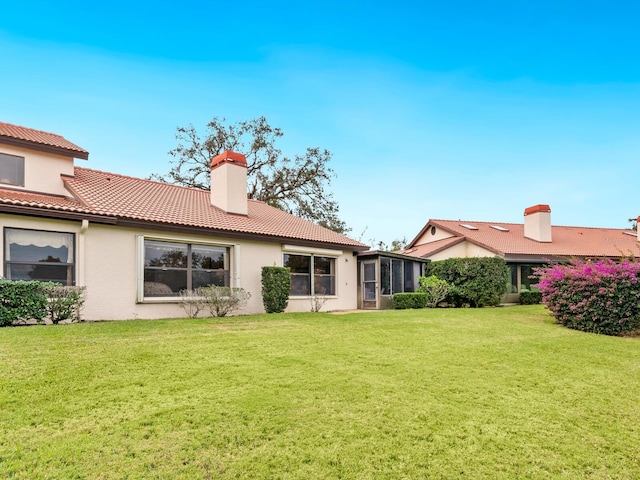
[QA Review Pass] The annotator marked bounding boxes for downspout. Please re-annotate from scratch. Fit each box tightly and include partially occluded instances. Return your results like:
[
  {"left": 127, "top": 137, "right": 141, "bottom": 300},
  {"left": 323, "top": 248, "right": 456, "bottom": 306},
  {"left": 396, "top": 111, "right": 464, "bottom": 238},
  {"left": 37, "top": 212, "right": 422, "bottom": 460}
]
[
  {"left": 77, "top": 219, "right": 89, "bottom": 286},
  {"left": 233, "top": 243, "right": 241, "bottom": 288}
]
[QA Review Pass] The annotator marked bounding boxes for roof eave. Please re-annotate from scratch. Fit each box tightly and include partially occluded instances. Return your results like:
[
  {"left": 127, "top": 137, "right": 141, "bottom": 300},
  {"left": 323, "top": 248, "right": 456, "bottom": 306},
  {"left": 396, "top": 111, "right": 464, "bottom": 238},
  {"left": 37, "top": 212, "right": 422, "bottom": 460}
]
[
  {"left": 0, "top": 204, "right": 117, "bottom": 224},
  {"left": 0, "top": 136, "right": 89, "bottom": 160},
  {"left": 115, "top": 218, "right": 369, "bottom": 251}
]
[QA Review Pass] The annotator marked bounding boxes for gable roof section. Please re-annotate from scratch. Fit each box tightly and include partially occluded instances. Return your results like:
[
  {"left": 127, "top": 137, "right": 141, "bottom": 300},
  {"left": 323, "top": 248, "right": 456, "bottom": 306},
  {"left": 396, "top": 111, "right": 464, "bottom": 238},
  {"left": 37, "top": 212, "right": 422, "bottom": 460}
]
[
  {"left": 406, "top": 219, "right": 638, "bottom": 260},
  {"left": 50, "top": 167, "right": 364, "bottom": 249},
  {"left": 0, "top": 121, "right": 89, "bottom": 159},
  {"left": 403, "top": 236, "right": 467, "bottom": 258},
  {"left": 0, "top": 167, "right": 366, "bottom": 249}
]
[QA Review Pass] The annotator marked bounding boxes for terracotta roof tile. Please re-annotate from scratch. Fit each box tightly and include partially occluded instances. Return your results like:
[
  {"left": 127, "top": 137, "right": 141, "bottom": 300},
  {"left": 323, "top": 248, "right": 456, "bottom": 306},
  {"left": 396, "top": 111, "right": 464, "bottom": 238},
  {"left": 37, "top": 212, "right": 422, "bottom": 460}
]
[
  {"left": 0, "top": 186, "right": 94, "bottom": 213},
  {"left": 0, "top": 121, "right": 88, "bottom": 158},
  {"left": 407, "top": 219, "right": 638, "bottom": 259},
  {"left": 60, "top": 167, "right": 367, "bottom": 249}
]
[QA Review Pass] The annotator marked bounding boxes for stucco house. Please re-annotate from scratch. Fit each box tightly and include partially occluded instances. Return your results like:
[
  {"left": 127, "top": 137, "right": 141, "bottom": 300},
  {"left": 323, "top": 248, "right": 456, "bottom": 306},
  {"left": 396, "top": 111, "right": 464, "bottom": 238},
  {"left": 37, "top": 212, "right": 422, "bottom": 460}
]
[
  {"left": 0, "top": 121, "right": 370, "bottom": 320},
  {"left": 399, "top": 204, "right": 639, "bottom": 303}
]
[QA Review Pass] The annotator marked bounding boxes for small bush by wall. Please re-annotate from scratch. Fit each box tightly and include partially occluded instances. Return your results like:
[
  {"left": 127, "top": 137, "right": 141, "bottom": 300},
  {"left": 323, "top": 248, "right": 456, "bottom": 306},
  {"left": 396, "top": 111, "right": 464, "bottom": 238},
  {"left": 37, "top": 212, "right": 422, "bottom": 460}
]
[
  {"left": 199, "top": 286, "right": 251, "bottom": 317},
  {"left": 519, "top": 290, "right": 542, "bottom": 305},
  {"left": 425, "top": 257, "right": 509, "bottom": 307},
  {"left": 535, "top": 259, "right": 640, "bottom": 336},
  {"left": 0, "top": 279, "right": 49, "bottom": 326},
  {"left": 178, "top": 286, "right": 250, "bottom": 318},
  {"left": 43, "top": 285, "right": 86, "bottom": 324},
  {"left": 0, "top": 280, "right": 85, "bottom": 325},
  {"left": 393, "top": 292, "right": 428, "bottom": 309},
  {"left": 417, "top": 275, "right": 451, "bottom": 307},
  {"left": 261, "top": 266, "right": 291, "bottom": 313}
]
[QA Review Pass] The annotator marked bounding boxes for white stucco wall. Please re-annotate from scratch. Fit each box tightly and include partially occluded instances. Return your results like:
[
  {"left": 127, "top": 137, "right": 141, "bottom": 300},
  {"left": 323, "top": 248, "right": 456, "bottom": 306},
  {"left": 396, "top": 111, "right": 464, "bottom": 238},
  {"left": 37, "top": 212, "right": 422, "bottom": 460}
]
[
  {"left": 0, "top": 144, "right": 75, "bottom": 196},
  {"left": 0, "top": 214, "right": 359, "bottom": 320}
]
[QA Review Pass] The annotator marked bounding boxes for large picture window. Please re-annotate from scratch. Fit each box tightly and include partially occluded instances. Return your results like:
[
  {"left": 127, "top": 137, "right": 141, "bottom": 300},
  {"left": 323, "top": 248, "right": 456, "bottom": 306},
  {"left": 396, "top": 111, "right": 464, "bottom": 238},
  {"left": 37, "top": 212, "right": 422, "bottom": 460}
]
[
  {"left": 144, "top": 239, "right": 229, "bottom": 297},
  {"left": 4, "top": 228, "right": 75, "bottom": 285},
  {"left": 0, "top": 153, "right": 25, "bottom": 186},
  {"left": 284, "top": 253, "right": 335, "bottom": 296}
]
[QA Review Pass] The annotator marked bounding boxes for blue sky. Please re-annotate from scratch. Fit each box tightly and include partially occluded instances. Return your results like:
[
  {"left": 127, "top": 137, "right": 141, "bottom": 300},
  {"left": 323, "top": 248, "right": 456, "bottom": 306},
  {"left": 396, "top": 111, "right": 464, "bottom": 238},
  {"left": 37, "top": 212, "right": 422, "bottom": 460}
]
[{"left": 2, "top": 1, "right": 639, "bottom": 246}]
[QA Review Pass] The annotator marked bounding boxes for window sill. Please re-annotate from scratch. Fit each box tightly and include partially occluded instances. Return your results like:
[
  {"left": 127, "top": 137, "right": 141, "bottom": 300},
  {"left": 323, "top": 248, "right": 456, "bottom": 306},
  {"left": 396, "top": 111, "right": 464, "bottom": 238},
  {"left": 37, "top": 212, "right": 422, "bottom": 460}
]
[
  {"left": 289, "top": 295, "right": 338, "bottom": 299},
  {"left": 139, "top": 297, "right": 181, "bottom": 304}
]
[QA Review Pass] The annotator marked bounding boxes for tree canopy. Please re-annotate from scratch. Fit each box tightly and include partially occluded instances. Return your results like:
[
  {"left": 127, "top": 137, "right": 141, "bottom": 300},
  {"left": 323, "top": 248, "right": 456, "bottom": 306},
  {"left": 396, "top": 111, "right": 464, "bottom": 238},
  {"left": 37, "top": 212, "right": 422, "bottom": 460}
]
[{"left": 151, "top": 116, "right": 349, "bottom": 234}]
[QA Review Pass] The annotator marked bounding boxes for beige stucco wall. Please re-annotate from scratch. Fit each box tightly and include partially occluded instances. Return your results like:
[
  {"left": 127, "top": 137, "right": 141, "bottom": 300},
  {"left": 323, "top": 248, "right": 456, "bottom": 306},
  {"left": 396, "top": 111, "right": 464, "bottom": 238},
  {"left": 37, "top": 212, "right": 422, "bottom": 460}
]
[
  {"left": 0, "top": 144, "right": 75, "bottom": 196},
  {"left": 0, "top": 214, "right": 359, "bottom": 320},
  {"left": 210, "top": 162, "right": 248, "bottom": 216},
  {"left": 426, "top": 240, "right": 496, "bottom": 261},
  {"left": 414, "top": 224, "right": 454, "bottom": 245}
]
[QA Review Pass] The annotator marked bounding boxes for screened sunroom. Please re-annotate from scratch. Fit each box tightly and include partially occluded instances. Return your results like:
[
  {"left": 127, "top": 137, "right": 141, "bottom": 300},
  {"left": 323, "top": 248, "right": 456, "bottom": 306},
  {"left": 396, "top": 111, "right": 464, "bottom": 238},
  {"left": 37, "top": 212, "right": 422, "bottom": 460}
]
[{"left": 356, "top": 251, "right": 430, "bottom": 310}]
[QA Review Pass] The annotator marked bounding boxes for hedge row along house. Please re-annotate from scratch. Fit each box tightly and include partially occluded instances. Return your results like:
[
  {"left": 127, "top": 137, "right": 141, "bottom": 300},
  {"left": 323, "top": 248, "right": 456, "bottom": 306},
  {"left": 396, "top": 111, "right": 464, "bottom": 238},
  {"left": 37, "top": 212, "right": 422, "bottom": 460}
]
[
  {"left": 399, "top": 204, "right": 640, "bottom": 303},
  {"left": 0, "top": 121, "right": 380, "bottom": 320}
]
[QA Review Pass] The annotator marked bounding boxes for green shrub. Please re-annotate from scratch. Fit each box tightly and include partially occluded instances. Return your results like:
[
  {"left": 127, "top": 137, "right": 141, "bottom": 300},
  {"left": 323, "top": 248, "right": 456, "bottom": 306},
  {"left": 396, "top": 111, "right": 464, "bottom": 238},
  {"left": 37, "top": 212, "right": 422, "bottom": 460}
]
[
  {"left": 198, "top": 286, "right": 250, "bottom": 317},
  {"left": 393, "top": 293, "right": 428, "bottom": 309},
  {"left": 425, "top": 257, "right": 509, "bottom": 307},
  {"left": 0, "top": 279, "right": 50, "bottom": 326},
  {"left": 536, "top": 259, "right": 640, "bottom": 336},
  {"left": 43, "top": 285, "right": 86, "bottom": 324},
  {"left": 261, "top": 266, "right": 291, "bottom": 313},
  {"left": 519, "top": 290, "right": 542, "bottom": 305},
  {"left": 417, "top": 275, "right": 451, "bottom": 307}
]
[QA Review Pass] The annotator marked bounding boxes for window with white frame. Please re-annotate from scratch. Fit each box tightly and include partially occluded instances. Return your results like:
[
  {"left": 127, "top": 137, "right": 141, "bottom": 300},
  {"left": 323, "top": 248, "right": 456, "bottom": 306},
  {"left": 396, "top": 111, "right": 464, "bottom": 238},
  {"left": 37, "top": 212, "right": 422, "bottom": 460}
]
[
  {"left": 283, "top": 253, "right": 335, "bottom": 296},
  {"left": 4, "top": 228, "right": 75, "bottom": 285},
  {"left": 143, "top": 239, "right": 230, "bottom": 297},
  {"left": 0, "top": 153, "right": 25, "bottom": 186}
]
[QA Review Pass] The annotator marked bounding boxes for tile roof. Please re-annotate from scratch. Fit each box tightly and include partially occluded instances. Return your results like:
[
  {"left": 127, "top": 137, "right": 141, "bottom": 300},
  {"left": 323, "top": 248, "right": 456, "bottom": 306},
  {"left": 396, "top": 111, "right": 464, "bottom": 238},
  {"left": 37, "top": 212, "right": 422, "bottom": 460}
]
[
  {"left": 0, "top": 121, "right": 89, "bottom": 159},
  {"left": 41, "top": 167, "right": 364, "bottom": 249},
  {"left": 405, "top": 219, "right": 639, "bottom": 259},
  {"left": 0, "top": 186, "right": 95, "bottom": 213}
]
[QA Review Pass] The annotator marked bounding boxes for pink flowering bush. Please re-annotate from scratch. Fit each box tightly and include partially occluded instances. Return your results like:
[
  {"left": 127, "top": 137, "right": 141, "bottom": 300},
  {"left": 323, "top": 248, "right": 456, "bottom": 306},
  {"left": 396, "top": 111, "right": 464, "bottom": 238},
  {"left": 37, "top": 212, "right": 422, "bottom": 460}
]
[{"left": 534, "top": 259, "right": 640, "bottom": 336}]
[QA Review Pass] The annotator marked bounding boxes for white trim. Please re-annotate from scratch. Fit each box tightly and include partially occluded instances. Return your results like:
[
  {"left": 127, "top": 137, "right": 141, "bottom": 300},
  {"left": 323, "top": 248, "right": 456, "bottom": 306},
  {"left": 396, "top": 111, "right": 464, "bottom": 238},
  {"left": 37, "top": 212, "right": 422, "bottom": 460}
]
[
  {"left": 77, "top": 220, "right": 89, "bottom": 286},
  {"left": 136, "top": 235, "right": 145, "bottom": 303},
  {"left": 282, "top": 244, "right": 342, "bottom": 256},
  {"left": 143, "top": 233, "right": 238, "bottom": 247}
]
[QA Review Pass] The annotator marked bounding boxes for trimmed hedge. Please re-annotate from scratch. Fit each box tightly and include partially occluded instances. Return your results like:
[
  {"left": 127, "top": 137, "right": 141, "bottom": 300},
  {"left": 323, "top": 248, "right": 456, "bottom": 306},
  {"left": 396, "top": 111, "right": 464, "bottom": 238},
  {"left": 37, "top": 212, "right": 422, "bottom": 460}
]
[
  {"left": 393, "top": 292, "right": 428, "bottom": 309},
  {"left": 261, "top": 266, "right": 291, "bottom": 313},
  {"left": 0, "top": 279, "right": 49, "bottom": 326},
  {"left": 519, "top": 290, "right": 542, "bottom": 305},
  {"left": 0, "top": 280, "right": 86, "bottom": 326},
  {"left": 425, "top": 256, "right": 509, "bottom": 307}
]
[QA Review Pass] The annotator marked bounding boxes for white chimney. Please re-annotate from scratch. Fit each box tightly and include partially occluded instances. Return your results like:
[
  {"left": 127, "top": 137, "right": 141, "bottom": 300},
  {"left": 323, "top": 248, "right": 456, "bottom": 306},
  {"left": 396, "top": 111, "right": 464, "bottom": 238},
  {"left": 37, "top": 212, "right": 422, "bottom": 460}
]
[
  {"left": 210, "top": 150, "right": 248, "bottom": 216},
  {"left": 524, "top": 204, "right": 552, "bottom": 242}
]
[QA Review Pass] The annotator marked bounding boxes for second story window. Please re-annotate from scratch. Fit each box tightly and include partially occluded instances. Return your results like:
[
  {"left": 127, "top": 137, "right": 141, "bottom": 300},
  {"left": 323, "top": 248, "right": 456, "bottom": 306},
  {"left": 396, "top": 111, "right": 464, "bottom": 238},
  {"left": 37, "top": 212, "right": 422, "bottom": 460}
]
[{"left": 0, "top": 153, "right": 25, "bottom": 187}]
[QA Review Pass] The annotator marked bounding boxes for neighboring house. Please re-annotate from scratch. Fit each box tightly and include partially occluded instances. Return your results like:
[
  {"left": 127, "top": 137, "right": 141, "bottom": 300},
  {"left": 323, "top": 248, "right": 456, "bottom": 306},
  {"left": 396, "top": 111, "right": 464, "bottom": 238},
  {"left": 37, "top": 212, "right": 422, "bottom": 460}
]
[
  {"left": 400, "top": 204, "right": 640, "bottom": 303},
  {"left": 0, "top": 121, "right": 369, "bottom": 320}
]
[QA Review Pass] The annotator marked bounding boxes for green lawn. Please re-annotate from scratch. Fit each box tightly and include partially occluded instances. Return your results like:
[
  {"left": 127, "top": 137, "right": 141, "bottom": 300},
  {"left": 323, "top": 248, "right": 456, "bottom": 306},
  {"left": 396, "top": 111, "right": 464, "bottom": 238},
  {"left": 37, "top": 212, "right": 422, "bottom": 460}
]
[{"left": 1, "top": 306, "right": 639, "bottom": 479}]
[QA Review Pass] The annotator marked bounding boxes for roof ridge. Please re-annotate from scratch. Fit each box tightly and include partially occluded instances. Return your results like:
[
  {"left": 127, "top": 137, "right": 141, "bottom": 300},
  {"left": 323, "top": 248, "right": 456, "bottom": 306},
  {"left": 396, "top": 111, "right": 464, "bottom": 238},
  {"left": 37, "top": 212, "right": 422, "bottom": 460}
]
[
  {"left": 433, "top": 218, "right": 631, "bottom": 232},
  {"left": 0, "top": 121, "right": 67, "bottom": 139},
  {"left": 73, "top": 166, "right": 266, "bottom": 204},
  {"left": 433, "top": 219, "right": 522, "bottom": 226}
]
